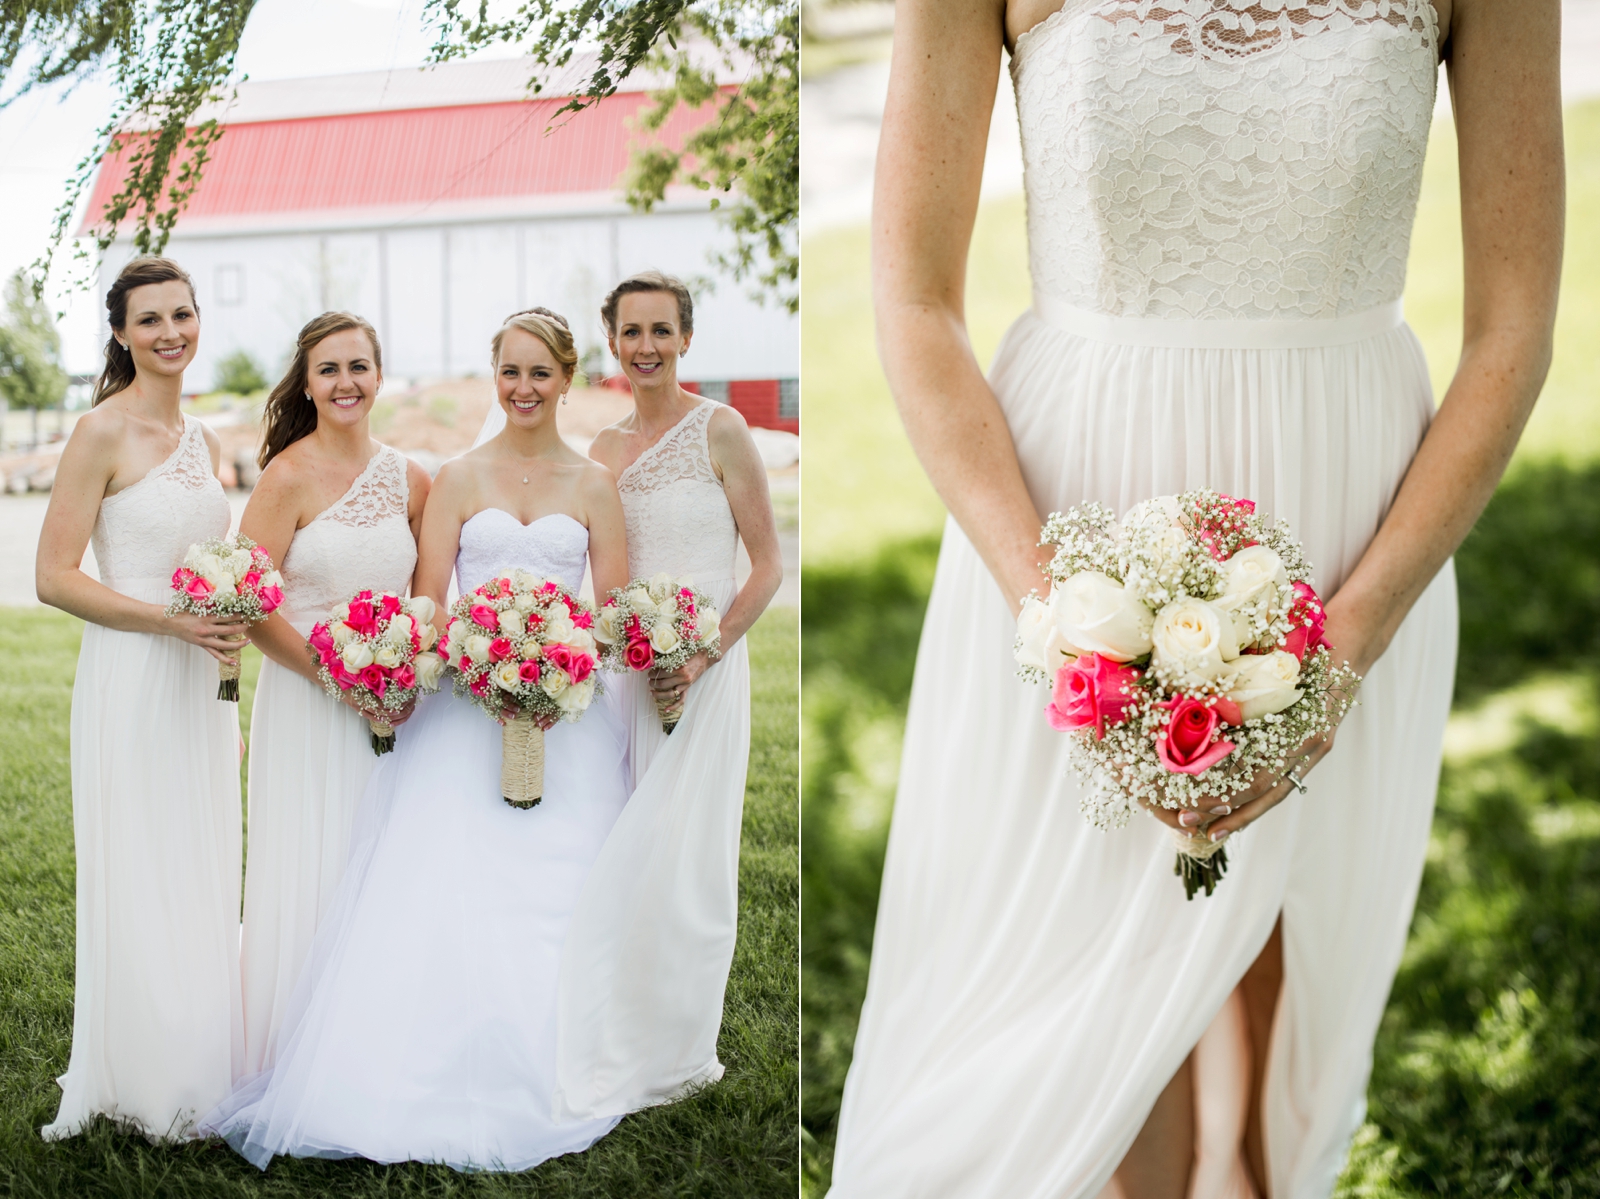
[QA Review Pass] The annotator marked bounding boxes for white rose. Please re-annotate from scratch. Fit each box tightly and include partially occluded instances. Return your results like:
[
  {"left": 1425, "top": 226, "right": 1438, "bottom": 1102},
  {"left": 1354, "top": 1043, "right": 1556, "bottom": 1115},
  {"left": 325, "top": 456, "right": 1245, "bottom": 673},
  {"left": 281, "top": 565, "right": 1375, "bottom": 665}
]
[
  {"left": 384, "top": 614, "right": 416, "bottom": 647},
  {"left": 227, "top": 549, "right": 253, "bottom": 579},
  {"left": 545, "top": 599, "right": 572, "bottom": 623},
  {"left": 1150, "top": 596, "right": 1239, "bottom": 688},
  {"left": 183, "top": 544, "right": 205, "bottom": 570},
  {"left": 649, "top": 621, "right": 681, "bottom": 655},
  {"left": 513, "top": 591, "right": 538, "bottom": 614},
  {"left": 261, "top": 570, "right": 284, "bottom": 590},
  {"left": 413, "top": 651, "right": 446, "bottom": 691},
  {"left": 497, "top": 608, "right": 525, "bottom": 638},
  {"left": 493, "top": 659, "right": 523, "bottom": 691},
  {"left": 556, "top": 676, "right": 595, "bottom": 714},
  {"left": 332, "top": 602, "right": 351, "bottom": 623},
  {"left": 465, "top": 634, "right": 493, "bottom": 663},
  {"left": 626, "top": 586, "right": 657, "bottom": 614},
  {"left": 1015, "top": 595, "right": 1079, "bottom": 674},
  {"left": 647, "top": 572, "right": 677, "bottom": 602},
  {"left": 1214, "top": 546, "right": 1290, "bottom": 644},
  {"left": 1051, "top": 572, "right": 1154, "bottom": 663},
  {"left": 1224, "top": 650, "right": 1304, "bottom": 720},
  {"left": 541, "top": 667, "right": 570, "bottom": 698},
  {"left": 510, "top": 569, "right": 541, "bottom": 593},
  {"left": 563, "top": 627, "right": 596, "bottom": 655},
  {"left": 407, "top": 596, "right": 436, "bottom": 626},
  {"left": 546, "top": 617, "right": 576, "bottom": 644},
  {"left": 520, "top": 637, "right": 544, "bottom": 660},
  {"left": 699, "top": 606, "right": 721, "bottom": 644},
  {"left": 418, "top": 623, "right": 439, "bottom": 651},
  {"left": 594, "top": 606, "right": 624, "bottom": 645},
  {"left": 331, "top": 622, "right": 357, "bottom": 648},
  {"left": 341, "top": 640, "right": 375, "bottom": 671},
  {"left": 373, "top": 643, "right": 403, "bottom": 669}
]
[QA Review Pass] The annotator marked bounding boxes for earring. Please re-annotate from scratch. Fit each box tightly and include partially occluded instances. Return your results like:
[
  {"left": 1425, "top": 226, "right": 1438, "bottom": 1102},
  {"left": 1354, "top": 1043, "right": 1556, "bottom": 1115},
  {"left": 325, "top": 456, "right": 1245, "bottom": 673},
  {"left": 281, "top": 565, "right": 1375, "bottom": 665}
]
[
  {"left": 561, "top": 392, "right": 569, "bottom": 405},
  {"left": 305, "top": 392, "right": 313, "bottom": 402}
]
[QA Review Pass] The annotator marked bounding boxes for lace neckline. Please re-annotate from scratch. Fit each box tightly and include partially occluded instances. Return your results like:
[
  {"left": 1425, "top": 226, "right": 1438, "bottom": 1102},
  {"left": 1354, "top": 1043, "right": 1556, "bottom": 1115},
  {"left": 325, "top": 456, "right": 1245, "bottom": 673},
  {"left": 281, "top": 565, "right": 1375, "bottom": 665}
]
[
  {"left": 103, "top": 415, "right": 198, "bottom": 507},
  {"left": 617, "top": 402, "right": 712, "bottom": 488},
  {"left": 304, "top": 444, "right": 392, "bottom": 529},
  {"left": 463, "top": 509, "right": 587, "bottom": 534},
  {"left": 1012, "top": 0, "right": 1440, "bottom": 67}
]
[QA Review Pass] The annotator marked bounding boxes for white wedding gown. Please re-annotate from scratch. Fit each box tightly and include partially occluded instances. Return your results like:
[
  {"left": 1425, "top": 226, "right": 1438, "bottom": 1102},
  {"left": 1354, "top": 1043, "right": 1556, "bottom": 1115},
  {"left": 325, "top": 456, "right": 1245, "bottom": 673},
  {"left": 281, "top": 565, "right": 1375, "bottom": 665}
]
[
  {"left": 241, "top": 445, "right": 416, "bottom": 1074},
  {"left": 203, "top": 510, "right": 627, "bottom": 1170},
  {"left": 45, "top": 415, "right": 244, "bottom": 1140},
  {"left": 555, "top": 399, "right": 751, "bottom": 1117},
  {"left": 831, "top": 5, "right": 1457, "bottom": 1198}
]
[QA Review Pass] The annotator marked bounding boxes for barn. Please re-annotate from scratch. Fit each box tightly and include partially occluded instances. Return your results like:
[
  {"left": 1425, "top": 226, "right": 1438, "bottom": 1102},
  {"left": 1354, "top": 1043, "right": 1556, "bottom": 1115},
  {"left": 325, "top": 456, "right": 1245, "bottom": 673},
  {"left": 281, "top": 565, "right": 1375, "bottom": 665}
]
[{"left": 82, "top": 55, "right": 798, "bottom": 433}]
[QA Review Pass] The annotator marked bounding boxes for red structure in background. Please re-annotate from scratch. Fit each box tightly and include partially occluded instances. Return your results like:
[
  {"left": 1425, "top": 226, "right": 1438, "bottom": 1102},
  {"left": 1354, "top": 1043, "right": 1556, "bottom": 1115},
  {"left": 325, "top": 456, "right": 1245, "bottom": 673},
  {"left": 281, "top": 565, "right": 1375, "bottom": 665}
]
[{"left": 598, "top": 376, "right": 798, "bottom": 435}]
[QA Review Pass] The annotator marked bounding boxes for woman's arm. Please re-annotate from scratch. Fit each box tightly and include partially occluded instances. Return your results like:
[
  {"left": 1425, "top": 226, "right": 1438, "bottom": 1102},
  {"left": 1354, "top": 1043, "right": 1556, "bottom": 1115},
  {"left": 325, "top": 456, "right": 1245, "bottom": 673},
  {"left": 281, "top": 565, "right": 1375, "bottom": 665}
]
[
  {"left": 874, "top": 0, "right": 1047, "bottom": 615},
  {"left": 238, "top": 459, "right": 322, "bottom": 683},
  {"left": 404, "top": 459, "right": 432, "bottom": 573},
  {"left": 36, "top": 411, "right": 245, "bottom": 660},
  {"left": 1199, "top": 0, "right": 1564, "bottom": 841},
  {"left": 414, "top": 460, "right": 471, "bottom": 611},
  {"left": 581, "top": 465, "right": 631, "bottom": 598},
  {"left": 707, "top": 406, "right": 782, "bottom": 650}
]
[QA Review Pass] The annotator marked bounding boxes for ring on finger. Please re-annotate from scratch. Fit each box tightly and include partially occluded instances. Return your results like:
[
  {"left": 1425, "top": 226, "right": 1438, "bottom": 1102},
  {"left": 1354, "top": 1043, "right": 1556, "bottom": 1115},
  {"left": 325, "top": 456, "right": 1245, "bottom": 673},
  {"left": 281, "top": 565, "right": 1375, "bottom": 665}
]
[{"left": 1284, "top": 765, "right": 1307, "bottom": 795}]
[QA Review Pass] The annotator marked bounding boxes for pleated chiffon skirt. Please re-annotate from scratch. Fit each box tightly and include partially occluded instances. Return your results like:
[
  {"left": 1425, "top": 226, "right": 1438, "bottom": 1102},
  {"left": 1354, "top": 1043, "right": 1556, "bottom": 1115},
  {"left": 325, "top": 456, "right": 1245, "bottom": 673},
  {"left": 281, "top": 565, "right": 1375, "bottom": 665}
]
[
  {"left": 829, "top": 303, "right": 1459, "bottom": 1199},
  {"left": 45, "top": 621, "right": 244, "bottom": 1141},
  {"left": 240, "top": 660, "right": 378, "bottom": 1074}
]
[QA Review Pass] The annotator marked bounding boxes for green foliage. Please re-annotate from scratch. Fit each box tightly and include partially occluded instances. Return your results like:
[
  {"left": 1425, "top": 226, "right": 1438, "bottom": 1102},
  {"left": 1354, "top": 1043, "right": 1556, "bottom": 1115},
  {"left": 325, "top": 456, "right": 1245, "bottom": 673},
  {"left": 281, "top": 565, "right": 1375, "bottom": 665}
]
[
  {"left": 3, "top": 0, "right": 254, "bottom": 283},
  {"left": 0, "top": 269, "right": 68, "bottom": 413},
  {"left": 622, "top": 0, "right": 798, "bottom": 312},
  {"left": 0, "top": 606, "right": 797, "bottom": 1197},
  {"left": 210, "top": 349, "right": 266, "bottom": 396}
]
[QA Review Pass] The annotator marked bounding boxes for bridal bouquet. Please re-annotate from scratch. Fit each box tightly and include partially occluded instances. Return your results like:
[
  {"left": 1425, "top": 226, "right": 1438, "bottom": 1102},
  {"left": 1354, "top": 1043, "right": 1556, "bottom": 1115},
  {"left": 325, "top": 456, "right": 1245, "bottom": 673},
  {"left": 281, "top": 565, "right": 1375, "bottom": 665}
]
[
  {"left": 1015, "top": 490, "right": 1360, "bottom": 899},
  {"left": 594, "top": 573, "right": 722, "bottom": 734},
  {"left": 442, "top": 569, "right": 600, "bottom": 808},
  {"left": 307, "top": 592, "right": 446, "bottom": 754},
  {"left": 167, "top": 534, "right": 285, "bottom": 701}
]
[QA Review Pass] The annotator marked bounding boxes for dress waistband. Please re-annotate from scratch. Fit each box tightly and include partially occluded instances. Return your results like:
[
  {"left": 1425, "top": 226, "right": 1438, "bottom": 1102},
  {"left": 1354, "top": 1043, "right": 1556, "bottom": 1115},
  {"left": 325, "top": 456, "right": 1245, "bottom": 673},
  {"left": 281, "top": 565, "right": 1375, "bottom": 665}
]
[{"left": 1031, "top": 296, "right": 1405, "bottom": 350}]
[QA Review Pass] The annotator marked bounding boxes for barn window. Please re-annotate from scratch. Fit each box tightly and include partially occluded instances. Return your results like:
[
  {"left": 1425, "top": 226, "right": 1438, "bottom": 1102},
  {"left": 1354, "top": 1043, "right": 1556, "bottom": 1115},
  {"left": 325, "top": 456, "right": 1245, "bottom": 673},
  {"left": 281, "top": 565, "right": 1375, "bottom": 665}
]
[
  {"left": 216, "top": 265, "right": 245, "bottom": 306},
  {"left": 778, "top": 378, "right": 799, "bottom": 420},
  {"left": 697, "top": 381, "right": 730, "bottom": 403}
]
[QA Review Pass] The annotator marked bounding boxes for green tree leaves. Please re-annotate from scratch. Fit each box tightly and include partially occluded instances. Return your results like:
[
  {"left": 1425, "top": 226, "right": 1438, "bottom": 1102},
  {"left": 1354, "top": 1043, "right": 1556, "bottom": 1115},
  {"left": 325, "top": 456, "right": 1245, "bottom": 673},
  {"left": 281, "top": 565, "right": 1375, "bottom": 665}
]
[{"left": 0, "top": 269, "right": 68, "bottom": 416}]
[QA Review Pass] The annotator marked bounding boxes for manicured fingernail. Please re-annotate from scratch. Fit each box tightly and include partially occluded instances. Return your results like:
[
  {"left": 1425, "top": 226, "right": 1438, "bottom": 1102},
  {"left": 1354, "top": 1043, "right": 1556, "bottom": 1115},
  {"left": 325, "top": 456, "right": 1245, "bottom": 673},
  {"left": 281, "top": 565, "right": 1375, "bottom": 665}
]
[
  {"left": 1209, "top": 805, "right": 1231, "bottom": 815},
  {"left": 1210, "top": 829, "right": 1231, "bottom": 844},
  {"left": 1179, "top": 811, "right": 1200, "bottom": 828}
]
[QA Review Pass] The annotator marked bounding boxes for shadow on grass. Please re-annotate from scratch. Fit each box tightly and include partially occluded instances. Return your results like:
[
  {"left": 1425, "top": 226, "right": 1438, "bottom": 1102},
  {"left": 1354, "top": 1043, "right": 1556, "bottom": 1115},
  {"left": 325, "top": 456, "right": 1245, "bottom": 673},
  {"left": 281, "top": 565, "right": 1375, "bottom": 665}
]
[{"left": 801, "top": 464, "right": 1600, "bottom": 1196}]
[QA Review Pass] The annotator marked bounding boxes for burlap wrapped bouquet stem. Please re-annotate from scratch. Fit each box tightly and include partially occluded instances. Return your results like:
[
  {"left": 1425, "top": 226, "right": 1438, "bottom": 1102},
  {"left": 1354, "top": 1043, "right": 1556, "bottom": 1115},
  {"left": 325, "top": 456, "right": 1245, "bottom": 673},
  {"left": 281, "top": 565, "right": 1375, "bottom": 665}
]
[
  {"left": 501, "top": 713, "right": 545, "bottom": 808},
  {"left": 654, "top": 690, "right": 682, "bottom": 736},
  {"left": 368, "top": 718, "right": 396, "bottom": 756},
  {"left": 217, "top": 635, "right": 248, "bottom": 702},
  {"left": 1173, "top": 829, "right": 1229, "bottom": 899}
]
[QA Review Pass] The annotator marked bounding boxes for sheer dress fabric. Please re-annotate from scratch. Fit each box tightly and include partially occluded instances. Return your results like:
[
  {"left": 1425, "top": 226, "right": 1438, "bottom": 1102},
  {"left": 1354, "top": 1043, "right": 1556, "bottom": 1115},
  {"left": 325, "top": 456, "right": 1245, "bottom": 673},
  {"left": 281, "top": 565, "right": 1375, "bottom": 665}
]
[
  {"left": 828, "top": 4, "right": 1457, "bottom": 1198},
  {"left": 43, "top": 415, "right": 244, "bottom": 1141},
  {"left": 239, "top": 445, "right": 416, "bottom": 1074},
  {"left": 203, "top": 511, "right": 626, "bottom": 1170},
  {"left": 555, "top": 400, "right": 751, "bottom": 1118}
]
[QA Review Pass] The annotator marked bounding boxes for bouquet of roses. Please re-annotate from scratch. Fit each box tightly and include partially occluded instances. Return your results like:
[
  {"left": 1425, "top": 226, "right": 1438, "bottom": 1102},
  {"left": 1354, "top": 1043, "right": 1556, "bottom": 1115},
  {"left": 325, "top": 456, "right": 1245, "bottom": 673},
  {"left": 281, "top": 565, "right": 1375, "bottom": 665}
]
[
  {"left": 167, "top": 534, "right": 286, "bottom": 701},
  {"left": 441, "top": 568, "right": 601, "bottom": 808},
  {"left": 594, "top": 572, "right": 722, "bottom": 734},
  {"left": 307, "top": 592, "right": 446, "bottom": 754},
  {"left": 1015, "top": 490, "right": 1360, "bottom": 899}
]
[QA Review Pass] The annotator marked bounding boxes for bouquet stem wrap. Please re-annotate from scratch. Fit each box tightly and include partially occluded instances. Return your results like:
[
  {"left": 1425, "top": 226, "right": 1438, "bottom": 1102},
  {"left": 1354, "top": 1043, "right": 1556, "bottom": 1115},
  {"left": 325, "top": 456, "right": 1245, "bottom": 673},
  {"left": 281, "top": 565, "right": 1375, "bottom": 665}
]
[
  {"left": 1173, "top": 832, "right": 1229, "bottom": 900},
  {"left": 502, "top": 714, "right": 545, "bottom": 808},
  {"left": 654, "top": 690, "right": 680, "bottom": 735},
  {"left": 217, "top": 640, "right": 246, "bottom": 702},
  {"left": 368, "top": 718, "right": 396, "bottom": 755}
]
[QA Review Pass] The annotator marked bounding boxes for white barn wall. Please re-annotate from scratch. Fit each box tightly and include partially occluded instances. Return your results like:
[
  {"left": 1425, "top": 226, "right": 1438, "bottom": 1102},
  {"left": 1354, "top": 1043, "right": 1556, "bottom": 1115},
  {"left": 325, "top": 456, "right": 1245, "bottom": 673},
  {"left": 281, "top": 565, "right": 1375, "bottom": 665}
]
[{"left": 101, "top": 210, "right": 798, "bottom": 392}]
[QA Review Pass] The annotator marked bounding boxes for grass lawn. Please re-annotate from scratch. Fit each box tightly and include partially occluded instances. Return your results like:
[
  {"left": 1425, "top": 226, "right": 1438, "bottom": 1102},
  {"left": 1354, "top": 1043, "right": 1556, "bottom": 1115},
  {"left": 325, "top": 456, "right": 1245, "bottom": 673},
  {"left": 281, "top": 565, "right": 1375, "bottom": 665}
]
[
  {"left": 0, "top": 606, "right": 797, "bottom": 1197},
  {"left": 800, "top": 99, "right": 1600, "bottom": 1194}
]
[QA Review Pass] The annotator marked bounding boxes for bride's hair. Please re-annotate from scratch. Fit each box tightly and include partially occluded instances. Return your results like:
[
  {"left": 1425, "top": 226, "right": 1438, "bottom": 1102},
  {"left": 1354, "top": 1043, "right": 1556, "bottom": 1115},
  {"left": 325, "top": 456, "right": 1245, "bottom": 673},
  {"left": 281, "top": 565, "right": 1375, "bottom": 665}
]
[
  {"left": 492, "top": 307, "right": 578, "bottom": 375},
  {"left": 599, "top": 270, "right": 694, "bottom": 337},
  {"left": 92, "top": 256, "right": 197, "bottom": 407},
  {"left": 259, "top": 311, "right": 383, "bottom": 469}
]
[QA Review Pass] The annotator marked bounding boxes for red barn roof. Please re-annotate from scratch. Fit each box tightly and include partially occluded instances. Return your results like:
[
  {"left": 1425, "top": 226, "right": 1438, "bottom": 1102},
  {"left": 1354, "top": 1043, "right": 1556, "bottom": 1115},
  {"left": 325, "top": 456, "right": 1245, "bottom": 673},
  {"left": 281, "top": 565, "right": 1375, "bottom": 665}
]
[{"left": 81, "top": 78, "right": 724, "bottom": 236}]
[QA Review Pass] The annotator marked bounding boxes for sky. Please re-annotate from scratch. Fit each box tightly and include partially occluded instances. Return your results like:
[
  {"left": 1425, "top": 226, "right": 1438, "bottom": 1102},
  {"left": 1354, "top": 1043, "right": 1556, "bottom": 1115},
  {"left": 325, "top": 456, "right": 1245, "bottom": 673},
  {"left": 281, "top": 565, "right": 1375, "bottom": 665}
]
[{"left": 0, "top": 0, "right": 520, "bottom": 372}]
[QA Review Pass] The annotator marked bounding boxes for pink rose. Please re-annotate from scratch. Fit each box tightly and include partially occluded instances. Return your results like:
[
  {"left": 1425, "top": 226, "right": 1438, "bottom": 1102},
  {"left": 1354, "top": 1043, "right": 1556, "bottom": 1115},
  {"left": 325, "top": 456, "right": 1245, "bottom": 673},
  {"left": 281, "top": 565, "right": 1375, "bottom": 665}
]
[
  {"left": 360, "top": 664, "right": 387, "bottom": 697},
  {"left": 1044, "top": 653, "right": 1142, "bottom": 739},
  {"left": 518, "top": 659, "right": 541, "bottom": 683},
  {"left": 308, "top": 624, "right": 334, "bottom": 656},
  {"left": 543, "top": 644, "right": 574, "bottom": 674},
  {"left": 1281, "top": 581, "right": 1327, "bottom": 661},
  {"left": 354, "top": 589, "right": 373, "bottom": 602},
  {"left": 378, "top": 593, "right": 402, "bottom": 621},
  {"left": 242, "top": 570, "right": 262, "bottom": 588},
  {"left": 1194, "top": 493, "right": 1260, "bottom": 561},
  {"left": 572, "top": 609, "right": 594, "bottom": 630},
  {"left": 393, "top": 663, "right": 416, "bottom": 689},
  {"left": 623, "top": 637, "right": 654, "bottom": 672},
  {"left": 469, "top": 603, "right": 500, "bottom": 630},
  {"left": 251, "top": 545, "right": 270, "bottom": 562},
  {"left": 488, "top": 637, "right": 513, "bottom": 662},
  {"left": 259, "top": 585, "right": 284, "bottom": 612},
  {"left": 567, "top": 653, "right": 595, "bottom": 684},
  {"left": 329, "top": 660, "right": 356, "bottom": 691},
  {"left": 468, "top": 673, "right": 491, "bottom": 697},
  {"left": 171, "top": 568, "right": 194, "bottom": 591},
  {"left": 1154, "top": 695, "right": 1236, "bottom": 775},
  {"left": 185, "top": 574, "right": 214, "bottom": 599},
  {"left": 347, "top": 600, "right": 377, "bottom": 635},
  {"left": 541, "top": 581, "right": 559, "bottom": 594}
]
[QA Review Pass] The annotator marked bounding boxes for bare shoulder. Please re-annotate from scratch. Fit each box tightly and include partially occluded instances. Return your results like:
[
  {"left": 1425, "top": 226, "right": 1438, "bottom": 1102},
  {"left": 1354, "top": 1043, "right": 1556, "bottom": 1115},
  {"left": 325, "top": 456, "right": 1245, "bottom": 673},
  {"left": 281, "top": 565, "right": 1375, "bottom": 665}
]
[
  {"left": 706, "top": 403, "right": 759, "bottom": 460},
  {"left": 576, "top": 456, "right": 623, "bottom": 502},
  {"left": 196, "top": 419, "right": 222, "bottom": 454},
  {"left": 64, "top": 403, "right": 129, "bottom": 457},
  {"left": 403, "top": 457, "right": 433, "bottom": 501},
  {"left": 587, "top": 425, "right": 628, "bottom": 472},
  {"left": 430, "top": 454, "right": 481, "bottom": 504}
]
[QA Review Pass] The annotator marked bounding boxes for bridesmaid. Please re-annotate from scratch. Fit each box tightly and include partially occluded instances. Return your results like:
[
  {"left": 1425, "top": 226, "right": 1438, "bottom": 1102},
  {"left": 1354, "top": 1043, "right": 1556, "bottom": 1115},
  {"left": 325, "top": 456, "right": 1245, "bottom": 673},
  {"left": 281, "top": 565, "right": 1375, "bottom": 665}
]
[
  {"left": 558, "top": 271, "right": 782, "bottom": 1118},
  {"left": 36, "top": 256, "right": 245, "bottom": 1139},
  {"left": 235, "top": 312, "right": 429, "bottom": 1074}
]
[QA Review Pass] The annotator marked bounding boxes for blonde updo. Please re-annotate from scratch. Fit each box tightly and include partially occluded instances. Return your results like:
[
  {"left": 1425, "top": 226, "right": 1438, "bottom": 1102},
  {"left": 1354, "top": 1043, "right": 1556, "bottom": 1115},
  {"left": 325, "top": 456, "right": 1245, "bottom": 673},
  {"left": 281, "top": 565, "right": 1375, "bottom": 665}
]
[{"left": 491, "top": 307, "right": 578, "bottom": 375}]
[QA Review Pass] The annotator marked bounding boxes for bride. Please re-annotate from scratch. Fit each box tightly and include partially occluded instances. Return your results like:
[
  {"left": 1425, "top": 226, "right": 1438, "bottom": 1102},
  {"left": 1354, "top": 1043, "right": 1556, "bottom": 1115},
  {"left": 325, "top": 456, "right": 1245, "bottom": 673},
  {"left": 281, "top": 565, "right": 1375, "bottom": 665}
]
[
  {"left": 829, "top": 1, "right": 1561, "bottom": 1196},
  {"left": 204, "top": 308, "right": 632, "bottom": 1169}
]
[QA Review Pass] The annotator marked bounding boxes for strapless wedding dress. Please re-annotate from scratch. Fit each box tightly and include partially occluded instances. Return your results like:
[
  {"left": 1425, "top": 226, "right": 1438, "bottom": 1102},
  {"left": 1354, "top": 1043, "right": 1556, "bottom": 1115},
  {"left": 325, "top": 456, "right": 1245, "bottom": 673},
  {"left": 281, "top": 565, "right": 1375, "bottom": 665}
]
[
  {"left": 240, "top": 445, "right": 416, "bottom": 1074},
  {"left": 831, "top": 4, "right": 1457, "bottom": 1197},
  {"left": 44, "top": 414, "right": 244, "bottom": 1141},
  {"left": 204, "top": 510, "right": 626, "bottom": 1170}
]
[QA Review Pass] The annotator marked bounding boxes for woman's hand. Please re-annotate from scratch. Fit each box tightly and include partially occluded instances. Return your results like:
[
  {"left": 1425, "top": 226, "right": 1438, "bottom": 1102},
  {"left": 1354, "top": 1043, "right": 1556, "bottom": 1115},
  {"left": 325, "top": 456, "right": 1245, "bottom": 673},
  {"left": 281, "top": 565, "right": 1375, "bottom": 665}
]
[
  {"left": 166, "top": 611, "right": 251, "bottom": 663},
  {"left": 650, "top": 652, "right": 711, "bottom": 716},
  {"left": 339, "top": 692, "right": 418, "bottom": 727}
]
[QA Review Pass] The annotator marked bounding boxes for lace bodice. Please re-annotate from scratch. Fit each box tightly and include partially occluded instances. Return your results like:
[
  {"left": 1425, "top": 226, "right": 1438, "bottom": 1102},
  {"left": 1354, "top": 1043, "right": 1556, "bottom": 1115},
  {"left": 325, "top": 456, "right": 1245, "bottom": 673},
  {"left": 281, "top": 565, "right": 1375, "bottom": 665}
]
[
  {"left": 93, "top": 415, "right": 231, "bottom": 603},
  {"left": 1013, "top": 0, "right": 1439, "bottom": 320},
  {"left": 617, "top": 403, "right": 739, "bottom": 587},
  {"left": 277, "top": 446, "right": 417, "bottom": 636},
  {"left": 455, "top": 510, "right": 590, "bottom": 596}
]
